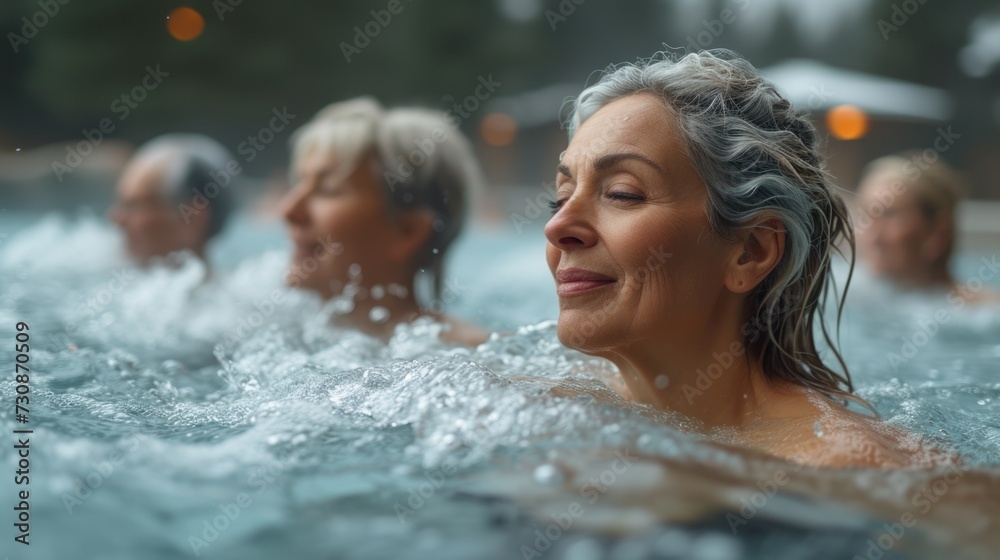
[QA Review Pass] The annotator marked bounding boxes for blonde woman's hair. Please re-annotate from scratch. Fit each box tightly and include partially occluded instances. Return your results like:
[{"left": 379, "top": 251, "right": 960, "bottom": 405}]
[{"left": 290, "top": 96, "right": 483, "bottom": 304}]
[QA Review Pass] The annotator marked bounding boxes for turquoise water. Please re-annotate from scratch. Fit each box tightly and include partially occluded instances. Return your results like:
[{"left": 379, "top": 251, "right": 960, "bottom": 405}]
[{"left": 0, "top": 212, "right": 998, "bottom": 560}]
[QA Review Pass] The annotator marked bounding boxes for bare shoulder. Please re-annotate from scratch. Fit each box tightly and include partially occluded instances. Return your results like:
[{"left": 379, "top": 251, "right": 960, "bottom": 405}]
[{"left": 741, "top": 391, "right": 956, "bottom": 469}]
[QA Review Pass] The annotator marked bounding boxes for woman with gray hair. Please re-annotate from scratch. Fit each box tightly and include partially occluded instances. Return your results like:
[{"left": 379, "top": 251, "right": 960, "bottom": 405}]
[
  {"left": 279, "top": 97, "right": 487, "bottom": 344},
  {"left": 544, "top": 50, "right": 952, "bottom": 468}
]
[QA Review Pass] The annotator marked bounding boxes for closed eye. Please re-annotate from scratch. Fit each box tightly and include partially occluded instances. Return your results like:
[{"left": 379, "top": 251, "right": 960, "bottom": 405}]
[
  {"left": 608, "top": 192, "right": 644, "bottom": 202},
  {"left": 547, "top": 198, "right": 565, "bottom": 215}
]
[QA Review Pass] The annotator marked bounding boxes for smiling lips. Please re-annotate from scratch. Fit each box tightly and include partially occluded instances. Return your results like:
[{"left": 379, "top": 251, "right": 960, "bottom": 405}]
[{"left": 556, "top": 267, "right": 616, "bottom": 296}]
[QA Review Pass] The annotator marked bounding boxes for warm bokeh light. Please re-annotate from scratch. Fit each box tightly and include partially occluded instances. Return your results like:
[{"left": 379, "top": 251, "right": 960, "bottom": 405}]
[
  {"left": 826, "top": 104, "right": 869, "bottom": 140},
  {"left": 167, "top": 7, "right": 205, "bottom": 42},
  {"left": 480, "top": 113, "right": 518, "bottom": 147}
]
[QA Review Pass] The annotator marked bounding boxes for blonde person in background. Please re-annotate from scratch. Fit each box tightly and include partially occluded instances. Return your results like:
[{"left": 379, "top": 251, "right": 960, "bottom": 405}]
[
  {"left": 278, "top": 97, "right": 488, "bottom": 344},
  {"left": 855, "top": 153, "right": 998, "bottom": 305}
]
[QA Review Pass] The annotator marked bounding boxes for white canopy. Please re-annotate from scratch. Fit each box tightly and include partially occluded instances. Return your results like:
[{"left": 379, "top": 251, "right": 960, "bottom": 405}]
[{"left": 760, "top": 59, "right": 952, "bottom": 121}]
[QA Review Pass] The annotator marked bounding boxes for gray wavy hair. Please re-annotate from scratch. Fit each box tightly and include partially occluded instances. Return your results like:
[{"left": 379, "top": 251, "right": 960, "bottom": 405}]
[{"left": 564, "top": 49, "right": 866, "bottom": 411}]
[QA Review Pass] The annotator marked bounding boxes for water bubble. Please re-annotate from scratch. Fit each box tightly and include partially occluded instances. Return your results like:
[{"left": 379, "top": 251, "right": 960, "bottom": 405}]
[
  {"left": 977, "top": 399, "right": 987, "bottom": 405},
  {"left": 688, "top": 533, "right": 741, "bottom": 560},
  {"left": 532, "top": 463, "right": 565, "bottom": 486},
  {"left": 348, "top": 264, "right": 362, "bottom": 279},
  {"left": 432, "top": 219, "right": 445, "bottom": 232},
  {"left": 654, "top": 375, "right": 669, "bottom": 389},
  {"left": 813, "top": 421, "right": 824, "bottom": 437},
  {"left": 563, "top": 539, "right": 603, "bottom": 560},
  {"left": 369, "top": 306, "right": 390, "bottom": 323},
  {"left": 332, "top": 297, "right": 355, "bottom": 315},
  {"left": 432, "top": 248, "right": 439, "bottom": 255},
  {"left": 388, "top": 283, "right": 409, "bottom": 298},
  {"left": 371, "top": 285, "right": 384, "bottom": 300},
  {"left": 15, "top": 148, "right": 21, "bottom": 152}
]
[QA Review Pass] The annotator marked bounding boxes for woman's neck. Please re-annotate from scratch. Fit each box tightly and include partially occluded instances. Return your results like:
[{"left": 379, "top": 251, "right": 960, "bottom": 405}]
[
  {"left": 329, "top": 281, "right": 426, "bottom": 341},
  {"left": 602, "top": 320, "right": 785, "bottom": 430}
]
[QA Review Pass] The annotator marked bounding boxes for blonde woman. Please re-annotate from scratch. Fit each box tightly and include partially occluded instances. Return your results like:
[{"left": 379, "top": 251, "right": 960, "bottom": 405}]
[{"left": 279, "top": 97, "right": 487, "bottom": 344}]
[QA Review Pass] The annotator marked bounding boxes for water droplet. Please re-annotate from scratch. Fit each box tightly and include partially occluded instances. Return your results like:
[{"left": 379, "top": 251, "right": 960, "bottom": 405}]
[
  {"left": 388, "top": 283, "right": 408, "bottom": 298},
  {"left": 977, "top": 399, "right": 987, "bottom": 405},
  {"left": 532, "top": 463, "right": 565, "bottom": 486},
  {"left": 654, "top": 375, "right": 669, "bottom": 389},
  {"left": 371, "top": 284, "right": 384, "bottom": 300},
  {"left": 15, "top": 148, "right": 21, "bottom": 152},
  {"left": 813, "top": 421, "right": 824, "bottom": 437},
  {"left": 348, "top": 263, "right": 362, "bottom": 278},
  {"left": 369, "top": 306, "right": 390, "bottom": 323},
  {"left": 432, "top": 248, "right": 439, "bottom": 255},
  {"left": 432, "top": 218, "right": 445, "bottom": 232},
  {"left": 332, "top": 297, "right": 354, "bottom": 315}
]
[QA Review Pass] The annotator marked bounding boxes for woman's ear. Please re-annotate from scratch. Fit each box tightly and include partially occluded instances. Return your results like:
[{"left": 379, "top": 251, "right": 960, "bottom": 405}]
[
  {"left": 726, "top": 218, "right": 785, "bottom": 294},
  {"left": 921, "top": 215, "right": 953, "bottom": 264},
  {"left": 387, "top": 209, "right": 435, "bottom": 262}
]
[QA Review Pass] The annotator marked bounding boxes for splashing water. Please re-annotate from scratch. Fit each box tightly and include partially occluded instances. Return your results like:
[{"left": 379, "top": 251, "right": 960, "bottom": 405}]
[{"left": 0, "top": 213, "right": 998, "bottom": 560}]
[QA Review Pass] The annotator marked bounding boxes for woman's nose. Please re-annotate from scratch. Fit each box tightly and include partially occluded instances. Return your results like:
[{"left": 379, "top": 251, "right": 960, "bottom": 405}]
[
  {"left": 279, "top": 183, "right": 309, "bottom": 225},
  {"left": 543, "top": 195, "right": 598, "bottom": 251}
]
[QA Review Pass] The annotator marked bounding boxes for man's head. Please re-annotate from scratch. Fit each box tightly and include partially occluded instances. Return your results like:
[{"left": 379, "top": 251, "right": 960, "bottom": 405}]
[{"left": 110, "top": 134, "right": 235, "bottom": 264}]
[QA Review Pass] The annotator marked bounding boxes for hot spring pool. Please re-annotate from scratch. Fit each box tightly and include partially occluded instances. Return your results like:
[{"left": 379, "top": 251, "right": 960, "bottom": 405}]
[{"left": 0, "top": 212, "right": 998, "bottom": 560}]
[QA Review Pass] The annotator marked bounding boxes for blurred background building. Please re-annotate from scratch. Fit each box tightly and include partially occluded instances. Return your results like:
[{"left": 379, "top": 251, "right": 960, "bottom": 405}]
[{"left": 2, "top": 0, "right": 999, "bottom": 244}]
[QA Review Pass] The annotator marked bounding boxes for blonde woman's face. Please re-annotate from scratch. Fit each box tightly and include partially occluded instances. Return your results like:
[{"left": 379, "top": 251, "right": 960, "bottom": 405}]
[
  {"left": 279, "top": 148, "right": 398, "bottom": 298},
  {"left": 544, "top": 94, "right": 732, "bottom": 355},
  {"left": 857, "top": 175, "right": 942, "bottom": 281}
]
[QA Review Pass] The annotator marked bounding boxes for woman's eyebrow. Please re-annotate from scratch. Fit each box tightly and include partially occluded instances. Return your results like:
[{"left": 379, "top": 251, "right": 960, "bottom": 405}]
[{"left": 593, "top": 152, "right": 665, "bottom": 175}]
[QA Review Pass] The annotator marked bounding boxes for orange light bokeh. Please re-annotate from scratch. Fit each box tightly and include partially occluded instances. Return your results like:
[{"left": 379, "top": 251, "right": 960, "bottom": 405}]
[
  {"left": 826, "top": 104, "right": 869, "bottom": 141},
  {"left": 480, "top": 113, "right": 518, "bottom": 147},
  {"left": 167, "top": 7, "right": 205, "bottom": 42}
]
